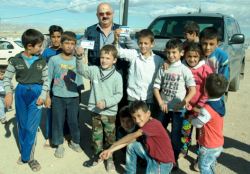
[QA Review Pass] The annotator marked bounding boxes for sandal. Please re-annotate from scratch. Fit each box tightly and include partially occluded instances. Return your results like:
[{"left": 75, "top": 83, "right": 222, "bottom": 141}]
[
  {"left": 0, "top": 117, "right": 7, "bottom": 124},
  {"left": 16, "top": 157, "right": 24, "bottom": 165},
  {"left": 28, "top": 160, "right": 41, "bottom": 172}
]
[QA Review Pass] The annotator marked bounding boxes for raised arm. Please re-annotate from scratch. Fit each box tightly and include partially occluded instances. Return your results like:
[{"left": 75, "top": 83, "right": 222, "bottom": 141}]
[
  {"left": 75, "top": 47, "right": 92, "bottom": 79},
  {"left": 114, "top": 29, "right": 138, "bottom": 62}
]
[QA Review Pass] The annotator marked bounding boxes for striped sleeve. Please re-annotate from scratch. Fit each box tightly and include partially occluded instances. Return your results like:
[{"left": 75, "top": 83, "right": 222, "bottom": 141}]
[
  {"left": 3, "top": 64, "right": 16, "bottom": 94},
  {"left": 39, "top": 64, "right": 49, "bottom": 100}
]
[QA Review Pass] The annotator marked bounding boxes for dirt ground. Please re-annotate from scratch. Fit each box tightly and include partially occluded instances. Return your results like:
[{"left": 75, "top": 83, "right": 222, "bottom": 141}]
[{"left": 0, "top": 50, "right": 250, "bottom": 174}]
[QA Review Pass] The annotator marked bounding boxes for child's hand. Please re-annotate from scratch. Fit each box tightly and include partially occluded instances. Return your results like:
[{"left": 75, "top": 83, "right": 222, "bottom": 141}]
[
  {"left": 187, "top": 115, "right": 194, "bottom": 122},
  {"left": 36, "top": 97, "right": 44, "bottom": 106},
  {"left": 160, "top": 102, "right": 168, "bottom": 113},
  {"left": 193, "top": 106, "right": 201, "bottom": 114},
  {"left": 174, "top": 100, "right": 187, "bottom": 111},
  {"left": 162, "top": 61, "right": 170, "bottom": 71},
  {"left": 96, "top": 100, "right": 106, "bottom": 110},
  {"left": 45, "top": 95, "right": 51, "bottom": 108},
  {"left": 4, "top": 93, "right": 13, "bottom": 109},
  {"left": 99, "top": 149, "right": 112, "bottom": 160},
  {"left": 75, "top": 47, "right": 85, "bottom": 57},
  {"left": 114, "top": 29, "right": 122, "bottom": 43}
]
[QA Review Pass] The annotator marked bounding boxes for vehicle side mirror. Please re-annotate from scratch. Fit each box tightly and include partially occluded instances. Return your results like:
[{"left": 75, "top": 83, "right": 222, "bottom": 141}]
[{"left": 229, "top": 34, "right": 245, "bottom": 44}]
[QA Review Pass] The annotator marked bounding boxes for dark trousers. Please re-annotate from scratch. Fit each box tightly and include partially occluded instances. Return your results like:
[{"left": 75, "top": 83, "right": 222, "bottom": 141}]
[
  {"left": 158, "top": 110, "right": 185, "bottom": 161},
  {"left": 51, "top": 96, "right": 80, "bottom": 145}
]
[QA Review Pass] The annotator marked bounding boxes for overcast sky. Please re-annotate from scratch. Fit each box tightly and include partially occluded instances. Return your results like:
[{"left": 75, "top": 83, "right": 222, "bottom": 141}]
[{"left": 1, "top": 0, "right": 250, "bottom": 37}]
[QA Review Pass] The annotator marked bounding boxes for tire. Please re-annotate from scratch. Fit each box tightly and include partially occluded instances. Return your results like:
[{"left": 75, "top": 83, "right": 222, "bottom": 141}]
[
  {"left": 229, "top": 72, "right": 240, "bottom": 92},
  {"left": 240, "top": 58, "right": 245, "bottom": 80}
]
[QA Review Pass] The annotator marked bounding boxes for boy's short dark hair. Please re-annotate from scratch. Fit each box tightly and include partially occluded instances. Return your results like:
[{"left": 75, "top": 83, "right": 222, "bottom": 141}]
[
  {"left": 21, "top": 29, "right": 44, "bottom": 49},
  {"left": 119, "top": 106, "right": 131, "bottom": 119},
  {"left": 49, "top": 25, "right": 63, "bottom": 36},
  {"left": 100, "top": 44, "right": 118, "bottom": 59},
  {"left": 0, "top": 65, "right": 7, "bottom": 72},
  {"left": 184, "top": 21, "right": 200, "bottom": 35},
  {"left": 200, "top": 27, "right": 219, "bottom": 41},
  {"left": 0, "top": 67, "right": 6, "bottom": 73},
  {"left": 165, "top": 38, "right": 183, "bottom": 52},
  {"left": 137, "top": 29, "right": 154, "bottom": 43},
  {"left": 61, "top": 31, "right": 77, "bottom": 43},
  {"left": 129, "top": 101, "right": 149, "bottom": 115},
  {"left": 184, "top": 42, "right": 203, "bottom": 59},
  {"left": 205, "top": 73, "right": 228, "bottom": 98}
]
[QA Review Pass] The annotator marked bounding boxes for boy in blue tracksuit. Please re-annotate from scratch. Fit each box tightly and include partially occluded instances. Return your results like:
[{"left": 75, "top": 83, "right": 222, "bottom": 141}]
[
  {"left": 200, "top": 26, "right": 229, "bottom": 80},
  {"left": 3, "top": 29, "right": 49, "bottom": 172}
]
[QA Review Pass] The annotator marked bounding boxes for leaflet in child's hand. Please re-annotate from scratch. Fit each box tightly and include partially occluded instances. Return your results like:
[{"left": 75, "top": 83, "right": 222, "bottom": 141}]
[
  {"left": 119, "top": 26, "right": 131, "bottom": 37},
  {"left": 80, "top": 40, "right": 95, "bottom": 50}
]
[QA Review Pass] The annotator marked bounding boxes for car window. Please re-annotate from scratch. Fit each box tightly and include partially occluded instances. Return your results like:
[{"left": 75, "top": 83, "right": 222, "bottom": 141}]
[
  {"left": 0, "top": 41, "right": 14, "bottom": 50},
  {"left": 226, "top": 18, "right": 238, "bottom": 38},
  {"left": 14, "top": 41, "right": 24, "bottom": 48},
  {"left": 148, "top": 16, "right": 224, "bottom": 41}
]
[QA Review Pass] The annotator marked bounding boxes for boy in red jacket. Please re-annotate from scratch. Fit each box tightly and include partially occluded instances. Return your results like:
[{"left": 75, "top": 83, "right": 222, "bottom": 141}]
[{"left": 191, "top": 73, "right": 228, "bottom": 173}]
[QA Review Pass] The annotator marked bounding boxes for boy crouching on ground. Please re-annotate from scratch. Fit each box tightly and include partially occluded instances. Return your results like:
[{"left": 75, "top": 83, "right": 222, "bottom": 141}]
[{"left": 100, "top": 101, "right": 175, "bottom": 174}]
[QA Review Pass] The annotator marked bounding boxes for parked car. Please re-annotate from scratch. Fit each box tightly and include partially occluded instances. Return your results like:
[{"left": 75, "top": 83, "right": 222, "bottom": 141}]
[
  {"left": 148, "top": 12, "right": 245, "bottom": 91},
  {"left": 0, "top": 37, "right": 24, "bottom": 66}
]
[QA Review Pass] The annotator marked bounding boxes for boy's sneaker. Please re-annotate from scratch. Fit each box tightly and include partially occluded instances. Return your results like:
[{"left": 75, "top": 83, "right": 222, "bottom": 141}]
[
  {"left": 83, "top": 154, "right": 103, "bottom": 167},
  {"left": 0, "top": 117, "right": 7, "bottom": 124},
  {"left": 106, "top": 158, "right": 116, "bottom": 173},
  {"left": 69, "top": 141, "right": 82, "bottom": 152},
  {"left": 54, "top": 145, "right": 65, "bottom": 158}
]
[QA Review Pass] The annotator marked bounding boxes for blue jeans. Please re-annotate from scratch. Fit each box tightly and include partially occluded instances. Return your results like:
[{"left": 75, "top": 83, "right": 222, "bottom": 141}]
[
  {"left": 125, "top": 141, "right": 173, "bottom": 174},
  {"left": 0, "top": 96, "right": 6, "bottom": 119},
  {"left": 51, "top": 96, "right": 80, "bottom": 145},
  {"left": 158, "top": 111, "right": 185, "bottom": 161},
  {"left": 198, "top": 146, "right": 223, "bottom": 174}
]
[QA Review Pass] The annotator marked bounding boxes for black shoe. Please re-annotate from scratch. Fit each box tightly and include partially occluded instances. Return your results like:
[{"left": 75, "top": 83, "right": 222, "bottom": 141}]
[
  {"left": 172, "top": 161, "right": 179, "bottom": 171},
  {"left": 83, "top": 155, "right": 103, "bottom": 167}
]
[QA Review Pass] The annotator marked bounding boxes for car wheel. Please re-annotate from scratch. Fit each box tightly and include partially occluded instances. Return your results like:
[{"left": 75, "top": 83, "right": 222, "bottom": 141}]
[
  {"left": 229, "top": 72, "right": 240, "bottom": 92},
  {"left": 240, "top": 58, "right": 245, "bottom": 80}
]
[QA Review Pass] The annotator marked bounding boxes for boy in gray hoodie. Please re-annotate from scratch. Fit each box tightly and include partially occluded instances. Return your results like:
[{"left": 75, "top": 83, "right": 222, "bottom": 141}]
[{"left": 76, "top": 44, "right": 123, "bottom": 172}]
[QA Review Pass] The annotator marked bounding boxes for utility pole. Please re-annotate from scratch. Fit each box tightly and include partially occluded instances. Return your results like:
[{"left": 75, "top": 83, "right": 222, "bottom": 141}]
[
  {"left": 122, "top": 0, "right": 129, "bottom": 26},
  {"left": 119, "top": 0, "right": 129, "bottom": 26}
]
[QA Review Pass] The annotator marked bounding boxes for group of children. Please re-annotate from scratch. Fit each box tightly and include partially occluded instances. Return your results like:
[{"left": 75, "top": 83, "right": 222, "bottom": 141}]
[{"left": 1, "top": 20, "right": 229, "bottom": 174}]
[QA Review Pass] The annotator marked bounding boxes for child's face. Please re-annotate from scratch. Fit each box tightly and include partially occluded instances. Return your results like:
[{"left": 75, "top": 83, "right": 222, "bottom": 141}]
[
  {"left": 185, "top": 51, "right": 200, "bottom": 67},
  {"left": 184, "top": 32, "right": 197, "bottom": 42},
  {"left": 138, "top": 37, "right": 154, "bottom": 56},
  {"left": 165, "top": 48, "right": 183, "bottom": 64},
  {"left": 200, "top": 38, "right": 218, "bottom": 57},
  {"left": 100, "top": 51, "right": 117, "bottom": 69},
  {"left": 61, "top": 40, "right": 76, "bottom": 55},
  {"left": 120, "top": 117, "right": 135, "bottom": 132},
  {"left": 131, "top": 109, "right": 150, "bottom": 128},
  {"left": 28, "top": 42, "right": 43, "bottom": 55},
  {"left": 50, "top": 31, "right": 62, "bottom": 48}
]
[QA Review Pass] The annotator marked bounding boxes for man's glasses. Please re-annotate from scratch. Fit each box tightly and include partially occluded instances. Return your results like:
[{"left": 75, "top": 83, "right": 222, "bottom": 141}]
[{"left": 98, "top": 11, "right": 112, "bottom": 17}]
